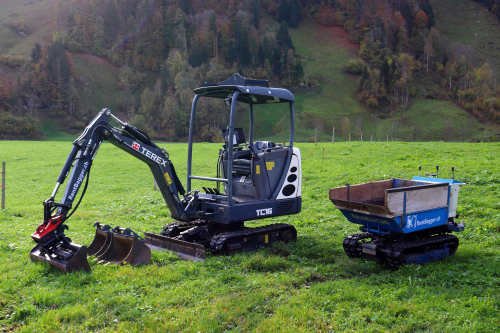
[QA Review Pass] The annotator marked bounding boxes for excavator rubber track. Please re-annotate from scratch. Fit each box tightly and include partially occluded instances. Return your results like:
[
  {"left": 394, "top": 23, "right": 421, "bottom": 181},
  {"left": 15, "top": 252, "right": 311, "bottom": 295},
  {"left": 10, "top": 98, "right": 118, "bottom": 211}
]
[
  {"left": 210, "top": 223, "right": 297, "bottom": 254},
  {"left": 144, "top": 221, "right": 297, "bottom": 260}
]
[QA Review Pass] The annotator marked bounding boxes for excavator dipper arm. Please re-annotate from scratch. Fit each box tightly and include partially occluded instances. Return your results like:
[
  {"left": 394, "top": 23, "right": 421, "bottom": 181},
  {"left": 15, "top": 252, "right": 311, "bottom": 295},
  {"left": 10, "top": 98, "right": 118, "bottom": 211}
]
[{"left": 30, "top": 109, "right": 190, "bottom": 271}]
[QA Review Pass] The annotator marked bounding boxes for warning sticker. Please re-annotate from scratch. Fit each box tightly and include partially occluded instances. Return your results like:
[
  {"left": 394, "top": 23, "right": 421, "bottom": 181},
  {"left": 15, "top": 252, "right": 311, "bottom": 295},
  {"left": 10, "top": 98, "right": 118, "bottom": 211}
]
[
  {"left": 164, "top": 172, "right": 172, "bottom": 185},
  {"left": 256, "top": 165, "right": 260, "bottom": 174},
  {"left": 266, "top": 162, "right": 275, "bottom": 170}
]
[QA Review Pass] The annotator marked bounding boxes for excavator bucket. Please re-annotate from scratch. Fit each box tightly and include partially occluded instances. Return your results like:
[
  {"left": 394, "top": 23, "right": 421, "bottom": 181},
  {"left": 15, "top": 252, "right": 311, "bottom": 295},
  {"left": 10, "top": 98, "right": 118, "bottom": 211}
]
[
  {"left": 30, "top": 243, "right": 91, "bottom": 273},
  {"left": 87, "top": 223, "right": 113, "bottom": 257},
  {"left": 144, "top": 232, "right": 206, "bottom": 261},
  {"left": 88, "top": 223, "right": 151, "bottom": 266}
]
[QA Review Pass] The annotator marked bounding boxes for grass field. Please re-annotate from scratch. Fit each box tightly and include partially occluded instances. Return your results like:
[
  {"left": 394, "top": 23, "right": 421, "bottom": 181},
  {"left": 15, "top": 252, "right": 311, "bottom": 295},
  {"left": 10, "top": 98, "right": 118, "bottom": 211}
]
[{"left": 0, "top": 141, "right": 499, "bottom": 332}]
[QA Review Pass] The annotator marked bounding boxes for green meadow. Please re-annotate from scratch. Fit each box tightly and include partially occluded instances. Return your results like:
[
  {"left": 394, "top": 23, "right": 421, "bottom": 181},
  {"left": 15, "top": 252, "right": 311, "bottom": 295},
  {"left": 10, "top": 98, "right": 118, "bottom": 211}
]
[{"left": 0, "top": 140, "right": 499, "bottom": 332}]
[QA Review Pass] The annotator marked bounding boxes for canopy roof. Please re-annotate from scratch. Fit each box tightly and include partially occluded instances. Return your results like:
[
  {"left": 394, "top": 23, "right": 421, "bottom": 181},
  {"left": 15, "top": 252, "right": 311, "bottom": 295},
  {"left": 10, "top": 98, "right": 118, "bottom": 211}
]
[{"left": 193, "top": 73, "right": 295, "bottom": 104}]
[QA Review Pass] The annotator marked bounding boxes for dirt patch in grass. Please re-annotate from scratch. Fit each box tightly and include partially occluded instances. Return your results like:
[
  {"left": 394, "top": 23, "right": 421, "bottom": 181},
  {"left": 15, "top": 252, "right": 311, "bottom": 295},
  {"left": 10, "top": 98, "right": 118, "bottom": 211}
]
[
  {"left": 74, "top": 53, "right": 120, "bottom": 71},
  {"left": 316, "top": 25, "right": 360, "bottom": 55}
]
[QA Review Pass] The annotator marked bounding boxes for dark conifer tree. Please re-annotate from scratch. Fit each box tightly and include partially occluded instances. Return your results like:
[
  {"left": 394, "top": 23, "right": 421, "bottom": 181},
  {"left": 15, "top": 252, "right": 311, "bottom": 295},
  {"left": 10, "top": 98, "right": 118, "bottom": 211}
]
[
  {"left": 47, "top": 42, "right": 70, "bottom": 84},
  {"left": 401, "top": 1, "right": 414, "bottom": 36},
  {"left": 380, "top": 59, "right": 390, "bottom": 89},
  {"left": 420, "top": 0, "right": 435, "bottom": 28},
  {"left": 178, "top": 0, "right": 193, "bottom": 15},
  {"left": 209, "top": 11, "right": 217, "bottom": 34},
  {"left": 234, "top": 17, "right": 250, "bottom": 67},
  {"left": 226, "top": 40, "right": 237, "bottom": 64},
  {"left": 294, "top": 58, "right": 303, "bottom": 79},
  {"left": 249, "top": 0, "right": 262, "bottom": 29},
  {"left": 374, "top": 15, "right": 386, "bottom": 46},
  {"left": 31, "top": 43, "right": 42, "bottom": 64},
  {"left": 160, "top": 62, "right": 169, "bottom": 96},
  {"left": 258, "top": 44, "right": 265, "bottom": 67},
  {"left": 272, "top": 46, "right": 282, "bottom": 75},
  {"left": 188, "top": 41, "right": 202, "bottom": 67},
  {"left": 278, "top": 0, "right": 290, "bottom": 24},
  {"left": 277, "top": 21, "right": 294, "bottom": 51},
  {"left": 287, "top": 0, "right": 303, "bottom": 28},
  {"left": 358, "top": 65, "right": 368, "bottom": 92}
]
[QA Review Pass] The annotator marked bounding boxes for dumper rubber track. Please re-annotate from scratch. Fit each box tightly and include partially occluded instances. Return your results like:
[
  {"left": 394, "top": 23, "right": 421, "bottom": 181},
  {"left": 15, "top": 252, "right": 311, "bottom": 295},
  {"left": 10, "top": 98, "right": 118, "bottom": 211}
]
[
  {"left": 210, "top": 223, "right": 297, "bottom": 254},
  {"left": 385, "top": 234, "right": 459, "bottom": 271},
  {"left": 343, "top": 233, "right": 371, "bottom": 258}
]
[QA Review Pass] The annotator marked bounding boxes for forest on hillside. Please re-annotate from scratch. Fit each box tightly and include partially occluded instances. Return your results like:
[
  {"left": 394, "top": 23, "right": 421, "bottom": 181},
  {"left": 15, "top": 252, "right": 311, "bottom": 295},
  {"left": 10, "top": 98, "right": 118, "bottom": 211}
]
[{"left": 0, "top": 0, "right": 499, "bottom": 141}]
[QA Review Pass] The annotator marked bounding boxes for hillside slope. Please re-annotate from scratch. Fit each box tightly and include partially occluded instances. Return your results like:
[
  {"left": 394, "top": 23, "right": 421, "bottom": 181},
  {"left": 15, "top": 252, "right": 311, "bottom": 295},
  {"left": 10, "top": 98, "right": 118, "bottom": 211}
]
[
  {"left": 1, "top": 0, "right": 500, "bottom": 142},
  {"left": 287, "top": 20, "right": 500, "bottom": 142},
  {"left": 0, "top": 0, "right": 57, "bottom": 55},
  {"left": 432, "top": 0, "right": 500, "bottom": 71}
]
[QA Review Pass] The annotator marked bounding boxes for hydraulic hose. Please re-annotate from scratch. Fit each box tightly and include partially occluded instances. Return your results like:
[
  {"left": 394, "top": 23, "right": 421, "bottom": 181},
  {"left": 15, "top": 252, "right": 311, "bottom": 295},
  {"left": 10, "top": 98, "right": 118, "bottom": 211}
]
[{"left": 64, "top": 162, "right": 92, "bottom": 221}]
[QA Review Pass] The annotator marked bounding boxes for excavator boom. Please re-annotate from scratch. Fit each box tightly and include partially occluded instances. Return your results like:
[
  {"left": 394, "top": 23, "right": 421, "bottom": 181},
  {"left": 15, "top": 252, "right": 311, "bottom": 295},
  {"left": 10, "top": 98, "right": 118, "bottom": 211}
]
[{"left": 30, "top": 109, "right": 190, "bottom": 273}]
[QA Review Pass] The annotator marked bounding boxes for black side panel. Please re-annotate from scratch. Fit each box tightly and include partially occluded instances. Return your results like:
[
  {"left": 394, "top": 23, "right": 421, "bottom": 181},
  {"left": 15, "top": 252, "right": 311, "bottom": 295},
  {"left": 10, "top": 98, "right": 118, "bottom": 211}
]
[
  {"left": 253, "top": 157, "right": 271, "bottom": 199},
  {"left": 203, "top": 197, "right": 301, "bottom": 224},
  {"left": 263, "top": 148, "right": 288, "bottom": 195}
]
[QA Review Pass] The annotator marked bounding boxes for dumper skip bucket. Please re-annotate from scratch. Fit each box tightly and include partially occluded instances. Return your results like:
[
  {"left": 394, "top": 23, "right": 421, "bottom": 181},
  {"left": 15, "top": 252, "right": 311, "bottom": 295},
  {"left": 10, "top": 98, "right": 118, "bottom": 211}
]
[{"left": 88, "top": 223, "right": 151, "bottom": 266}]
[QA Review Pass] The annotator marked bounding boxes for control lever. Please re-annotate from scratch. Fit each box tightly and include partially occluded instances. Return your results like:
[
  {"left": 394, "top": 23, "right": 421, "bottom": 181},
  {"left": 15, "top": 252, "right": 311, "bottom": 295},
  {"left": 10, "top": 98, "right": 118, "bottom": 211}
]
[{"left": 248, "top": 144, "right": 259, "bottom": 158}]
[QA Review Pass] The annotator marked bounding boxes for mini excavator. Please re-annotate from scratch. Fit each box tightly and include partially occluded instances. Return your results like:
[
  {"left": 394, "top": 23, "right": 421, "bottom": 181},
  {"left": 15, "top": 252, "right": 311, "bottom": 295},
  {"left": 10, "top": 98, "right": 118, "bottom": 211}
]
[{"left": 30, "top": 74, "right": 302, "bottom": 273}]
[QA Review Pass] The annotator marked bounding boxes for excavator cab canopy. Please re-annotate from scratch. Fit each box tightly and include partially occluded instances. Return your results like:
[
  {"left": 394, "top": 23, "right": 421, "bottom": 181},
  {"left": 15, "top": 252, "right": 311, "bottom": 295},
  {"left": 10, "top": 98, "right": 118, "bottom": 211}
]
[
  {"left": 187, "top": 73, "right": 298, "bottom": 209},
  {"left": 194, "top": 73, "right": 295, "bottom": 105}
]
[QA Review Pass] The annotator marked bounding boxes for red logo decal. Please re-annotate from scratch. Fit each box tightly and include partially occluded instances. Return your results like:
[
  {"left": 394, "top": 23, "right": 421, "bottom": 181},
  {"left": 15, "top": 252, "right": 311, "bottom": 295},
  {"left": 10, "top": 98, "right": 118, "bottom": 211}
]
[{"left": 132, "top": 142, "right": 140, "bottom": 151}]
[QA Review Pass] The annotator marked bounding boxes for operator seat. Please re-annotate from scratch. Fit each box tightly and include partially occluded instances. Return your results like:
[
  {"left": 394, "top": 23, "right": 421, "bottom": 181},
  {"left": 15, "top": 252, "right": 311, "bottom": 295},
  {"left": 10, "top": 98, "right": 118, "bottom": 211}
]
[{"left": 253, "top": 141, "right": 276, "bottom": 153}]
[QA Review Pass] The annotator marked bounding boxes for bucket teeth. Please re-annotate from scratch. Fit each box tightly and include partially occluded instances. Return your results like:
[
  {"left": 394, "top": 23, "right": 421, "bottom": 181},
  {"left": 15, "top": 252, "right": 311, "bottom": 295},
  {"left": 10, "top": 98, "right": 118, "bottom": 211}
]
[{"left": 87, "top": 223, "right": 151, "bottom": 266}]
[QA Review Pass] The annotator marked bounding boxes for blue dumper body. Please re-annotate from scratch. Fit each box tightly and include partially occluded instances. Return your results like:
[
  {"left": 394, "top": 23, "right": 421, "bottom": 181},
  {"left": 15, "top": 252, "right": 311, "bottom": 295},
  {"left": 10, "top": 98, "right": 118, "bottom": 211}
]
[{"left": 330, "top": 177, "right": 465, "bottom": 269}]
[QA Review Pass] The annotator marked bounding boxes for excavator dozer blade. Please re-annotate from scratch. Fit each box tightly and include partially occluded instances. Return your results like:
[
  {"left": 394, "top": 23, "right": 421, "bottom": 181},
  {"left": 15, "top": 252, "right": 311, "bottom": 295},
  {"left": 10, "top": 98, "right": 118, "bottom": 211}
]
[
  {"left": 98, "top": 232, "right": 151, "bottom": 265},
  {"left": 143, "top": 232, "right": 206, "bottom": 261},
  {"left": 30, "top": 243, "right": 91, "bottom": 273}
]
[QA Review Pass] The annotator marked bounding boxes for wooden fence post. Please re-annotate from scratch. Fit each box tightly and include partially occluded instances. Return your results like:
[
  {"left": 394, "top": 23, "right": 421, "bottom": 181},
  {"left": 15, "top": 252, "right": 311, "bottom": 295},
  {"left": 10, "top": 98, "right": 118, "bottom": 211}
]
[{"left": 1, "top": 162, "right": 5, "bottom": 209}]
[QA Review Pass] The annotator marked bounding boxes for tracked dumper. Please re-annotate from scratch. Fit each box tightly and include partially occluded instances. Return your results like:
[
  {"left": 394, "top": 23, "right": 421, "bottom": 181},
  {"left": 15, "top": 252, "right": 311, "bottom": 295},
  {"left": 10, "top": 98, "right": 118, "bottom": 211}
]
[
  {"left": 330, "top": 169, "right": 465, "bottom": 270},
  {"left": 30, "top": 74, "right": 302, "bottom": 272}
]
